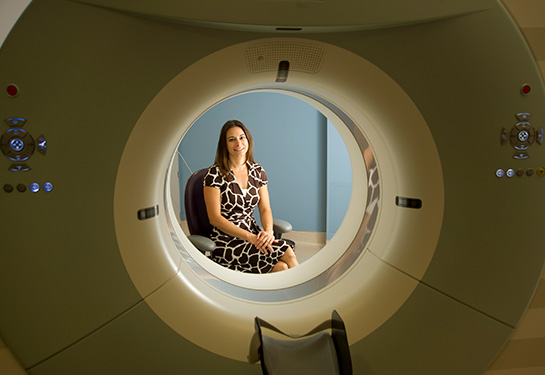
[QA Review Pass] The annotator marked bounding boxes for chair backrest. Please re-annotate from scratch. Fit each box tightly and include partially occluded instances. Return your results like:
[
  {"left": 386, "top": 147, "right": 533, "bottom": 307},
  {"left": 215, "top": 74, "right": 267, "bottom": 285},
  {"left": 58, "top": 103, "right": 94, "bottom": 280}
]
[
  {"left": 253, "top": 310, "right": 352, "bottom": 375},
  {"left": 184, "top": 168, "right": 214, "bottom": 238}
]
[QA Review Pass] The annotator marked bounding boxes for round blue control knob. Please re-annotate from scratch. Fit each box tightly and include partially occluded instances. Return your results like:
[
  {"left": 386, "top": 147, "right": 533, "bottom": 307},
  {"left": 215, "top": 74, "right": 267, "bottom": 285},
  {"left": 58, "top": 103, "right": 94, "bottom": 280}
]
[
  {"left": 30, "top": 183, "right": 40, "bottom": 193},
  {"left": 507, "top": 169, "right": 515, "bottom": 178},
  {"left": 10, "top": 138, "right": 25, "bottom": 152},
  {"left": 496, "top": 169, "right": 505, "bottom": 178},
  {"left": 518, "top": 130, "right": 529, "bottom": 142},
  {"left": 43, "top": 182, "right": 53, "bottom": 192}
]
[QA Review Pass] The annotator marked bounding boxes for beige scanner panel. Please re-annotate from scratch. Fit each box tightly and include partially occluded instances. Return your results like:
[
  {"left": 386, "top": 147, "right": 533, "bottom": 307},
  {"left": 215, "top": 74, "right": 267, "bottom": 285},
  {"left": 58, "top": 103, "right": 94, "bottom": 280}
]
[
  {"left": 113, "top": 38, "right": 443, "bottom": 360},
  {"left": 1, "top": 0, "right": 544, "bottom": 374}
]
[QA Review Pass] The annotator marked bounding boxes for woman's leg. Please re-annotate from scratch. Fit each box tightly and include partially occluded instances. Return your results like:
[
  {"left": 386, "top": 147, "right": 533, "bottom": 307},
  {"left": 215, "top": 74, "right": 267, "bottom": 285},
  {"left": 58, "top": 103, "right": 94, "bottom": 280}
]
[
  {"left": 271, "top": 260, "right": 289, "bottom": 273},
  {"left": 279, "top": 246, "right": 298, "bottom": 268},
  {"left": 270, "top": 246, "right": 298, "bottom": 273}
]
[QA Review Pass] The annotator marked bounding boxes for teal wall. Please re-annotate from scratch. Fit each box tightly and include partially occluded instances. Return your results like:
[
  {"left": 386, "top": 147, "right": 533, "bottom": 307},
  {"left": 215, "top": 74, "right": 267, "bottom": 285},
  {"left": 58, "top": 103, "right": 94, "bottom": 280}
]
[{"left": 178, "top": 91, "right": 350, "bottom": 233}]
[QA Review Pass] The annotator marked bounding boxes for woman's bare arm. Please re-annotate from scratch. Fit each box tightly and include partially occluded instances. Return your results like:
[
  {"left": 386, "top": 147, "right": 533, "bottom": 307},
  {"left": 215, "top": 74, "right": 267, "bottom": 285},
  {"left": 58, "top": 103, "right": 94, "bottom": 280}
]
[
  {"left": 256, "top": 185, "right": 276, "bottom": 252},
  {"left": 203, "top": 186, "right": 272, "bottom": 253}
]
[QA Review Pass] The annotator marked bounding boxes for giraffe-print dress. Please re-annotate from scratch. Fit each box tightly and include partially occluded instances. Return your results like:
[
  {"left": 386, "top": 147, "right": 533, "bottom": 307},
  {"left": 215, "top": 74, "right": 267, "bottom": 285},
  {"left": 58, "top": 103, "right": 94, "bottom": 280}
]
[{"left": 203, "top": 163, "right": 290, "bottom": 274}]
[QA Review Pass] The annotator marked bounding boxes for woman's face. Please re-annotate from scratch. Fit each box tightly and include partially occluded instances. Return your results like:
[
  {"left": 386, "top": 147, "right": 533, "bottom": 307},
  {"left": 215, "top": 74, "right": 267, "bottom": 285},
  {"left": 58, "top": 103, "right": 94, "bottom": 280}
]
[{"left": 225, "top": 126, "right": 248, "bottom": 159}]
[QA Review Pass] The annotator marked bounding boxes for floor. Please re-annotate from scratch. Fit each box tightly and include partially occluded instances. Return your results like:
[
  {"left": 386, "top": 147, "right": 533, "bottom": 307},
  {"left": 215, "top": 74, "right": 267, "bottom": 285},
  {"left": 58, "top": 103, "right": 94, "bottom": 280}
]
[{"left": 279, "top": 230, "right": 326, "bottom": 263}]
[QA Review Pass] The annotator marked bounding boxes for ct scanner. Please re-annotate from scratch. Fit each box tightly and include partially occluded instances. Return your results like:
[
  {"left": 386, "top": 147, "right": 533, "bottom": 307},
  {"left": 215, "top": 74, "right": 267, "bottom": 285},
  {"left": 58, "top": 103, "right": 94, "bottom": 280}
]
[{"left": 1, "top": 0, "right": 545, "bottom": 374}]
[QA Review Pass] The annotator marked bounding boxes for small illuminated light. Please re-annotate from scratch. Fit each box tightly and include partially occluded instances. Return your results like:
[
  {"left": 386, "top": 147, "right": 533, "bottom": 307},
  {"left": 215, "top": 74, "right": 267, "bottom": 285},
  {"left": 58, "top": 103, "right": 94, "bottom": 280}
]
[
  {"left": 10, "top": 138, "right": 25, "bottom": 152},
  {"left": 43, "top": 182, "right": 53, "bottom": 192},
  {"left": 521, "top": 84, "right": 531, "bottom": 96},
  {"left": 30, "top": 183, "right": 40, "bottom": 193},
  {"left": 6, "top": 84, "right": 19, "bottom": 97}
]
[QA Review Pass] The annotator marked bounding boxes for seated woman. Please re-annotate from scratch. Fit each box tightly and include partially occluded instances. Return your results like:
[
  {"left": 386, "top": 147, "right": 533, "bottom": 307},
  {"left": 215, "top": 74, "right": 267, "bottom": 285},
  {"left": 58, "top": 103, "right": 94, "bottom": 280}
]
[{"left": 203, "top": 120, "right": 298, "bottom": 273}]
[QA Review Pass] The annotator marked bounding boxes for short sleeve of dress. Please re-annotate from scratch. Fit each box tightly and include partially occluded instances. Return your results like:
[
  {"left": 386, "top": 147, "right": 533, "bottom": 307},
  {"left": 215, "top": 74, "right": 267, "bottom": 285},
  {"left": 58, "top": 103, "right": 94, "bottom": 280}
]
[
  {"left": 203, "top": 165, "right": 224, "bottom": 188},
  {"left": 254, "top": 163, "right": 268, "bottom": 188}
]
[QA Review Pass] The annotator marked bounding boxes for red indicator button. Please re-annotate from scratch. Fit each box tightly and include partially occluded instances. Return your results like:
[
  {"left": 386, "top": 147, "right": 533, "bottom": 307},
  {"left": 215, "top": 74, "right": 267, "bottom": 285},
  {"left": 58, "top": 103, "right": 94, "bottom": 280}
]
[
  {"left": 521, "top": 84, "right": 531, "bottom": 95},
  {"left": 6, "top": 84, "right": 19, "bottom": 97}
]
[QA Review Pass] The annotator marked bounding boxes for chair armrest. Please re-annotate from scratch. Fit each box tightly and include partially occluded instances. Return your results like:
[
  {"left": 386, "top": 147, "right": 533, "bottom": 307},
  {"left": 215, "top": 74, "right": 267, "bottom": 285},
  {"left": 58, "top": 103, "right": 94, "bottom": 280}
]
[
  {"left": 188, "top": 235, "right": 216, "bottom": 254},
  {"left": 273, "top": 219, "right": 292, "bottom": 235}
]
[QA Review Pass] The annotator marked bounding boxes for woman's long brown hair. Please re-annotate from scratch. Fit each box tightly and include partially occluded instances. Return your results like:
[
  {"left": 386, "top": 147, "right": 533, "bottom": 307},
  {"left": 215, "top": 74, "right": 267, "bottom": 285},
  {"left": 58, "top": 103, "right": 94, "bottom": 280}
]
[{"left": 214, "top": 120, "right": 255, "bottom": 181}]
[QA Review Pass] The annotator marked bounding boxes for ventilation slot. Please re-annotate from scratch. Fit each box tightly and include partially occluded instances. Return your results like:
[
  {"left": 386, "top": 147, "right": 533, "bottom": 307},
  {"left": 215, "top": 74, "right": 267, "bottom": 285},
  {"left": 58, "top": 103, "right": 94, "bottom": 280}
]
[
  {"left": 245, "top": 42, "right": 325, "bottom": 75},
  {"left": 276, "top": 27, "right": 302, "bottom": 32}
]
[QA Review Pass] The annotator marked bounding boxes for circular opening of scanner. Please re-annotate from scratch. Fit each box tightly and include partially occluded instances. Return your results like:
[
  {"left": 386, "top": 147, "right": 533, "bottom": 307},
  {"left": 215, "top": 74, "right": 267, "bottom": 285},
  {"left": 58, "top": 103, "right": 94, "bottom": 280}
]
[
  {"left": 164, "top": 89, "right": 372, "bottom": 297},
  {"left": 114, "top": 38, "right": 443, "bottom": 360}
]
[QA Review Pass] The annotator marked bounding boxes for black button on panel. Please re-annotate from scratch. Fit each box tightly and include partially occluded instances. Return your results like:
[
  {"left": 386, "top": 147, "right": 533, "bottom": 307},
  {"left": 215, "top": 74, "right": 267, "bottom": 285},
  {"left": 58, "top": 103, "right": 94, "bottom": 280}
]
[
  {"left": 516, "top": 113, "right": 532, "bottom": 121},
  {"left": 4, "top": 117, "right": 26, "bottom": 127},
  {"left": 2, "top": 118, "right": 47, "bottom": 172},
  {"left": 504, "top": 114, "right": 542, "bottom": 159},
  {"left": 10, "top": 137, "right": 25, "bottom": 152},
  {"left": 37, "top": 134, "right": 47, "bottom": 155},
  {"left": 515, "top": 122, "right": 531, "bottom": 131},
  {"left": 518, "top": 130, "right": 529, "bottom": 142},
  {"left": 500, "top": 128, "right": 509, "bottom": 145},
  {"left": 1, "top": 132, "right": 12, "bottom": 155},
  {"left": 1, "top": 128, "right": 35, "bottom": 161},
  {"left": 510, "top": 127, "right": 535, "bottom": 148},
  {"left": 513, "top": 142, "right": 530, "bottom": 151},
  {"left": 3, "top": 184, "right": 14, "bottom": 193},
  {"left": 528, "top": 128, "right": 536, "bottom": 144},
  {"left": 16, "top": 183, "right": 26, "bottom": 192},
  {"left": 9, "top": 163, "right": 31, "bottom": 172},
  {"left": 513, "top": 152, "right": 529, "bottom": 160}
]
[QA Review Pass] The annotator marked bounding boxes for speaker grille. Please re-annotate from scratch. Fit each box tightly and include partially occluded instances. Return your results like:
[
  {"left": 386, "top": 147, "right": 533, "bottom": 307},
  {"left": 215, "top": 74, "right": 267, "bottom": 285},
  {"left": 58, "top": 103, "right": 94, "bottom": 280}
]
[{"left": 245, "top": 42, "right": 325, "bottom": 74}]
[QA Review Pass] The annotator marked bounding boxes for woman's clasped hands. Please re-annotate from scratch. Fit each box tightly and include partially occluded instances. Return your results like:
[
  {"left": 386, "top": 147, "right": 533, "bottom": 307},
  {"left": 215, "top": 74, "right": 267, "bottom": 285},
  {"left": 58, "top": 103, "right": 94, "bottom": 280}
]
[{"left": 252, "top": 230, "right": 277, "bottom": 254}]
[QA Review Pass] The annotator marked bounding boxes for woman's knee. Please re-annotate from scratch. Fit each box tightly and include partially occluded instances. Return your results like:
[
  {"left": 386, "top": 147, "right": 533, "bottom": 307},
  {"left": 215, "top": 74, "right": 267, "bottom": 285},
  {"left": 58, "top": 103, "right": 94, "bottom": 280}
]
[
  {"left": 272, "top": 260, "right": 289, "bottom": 272},
  {"left": 283, "top": 247, "right": 297, "bottom": 262}
]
